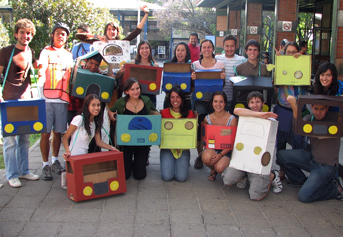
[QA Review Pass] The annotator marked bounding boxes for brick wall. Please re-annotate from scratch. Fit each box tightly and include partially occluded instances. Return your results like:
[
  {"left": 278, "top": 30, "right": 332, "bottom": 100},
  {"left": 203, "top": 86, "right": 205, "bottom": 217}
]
[
  {"left": 247, "top": 3, "right": 262, "bottom": 43},
  {"left": 276, "top": 0, "right": 297, "bottom": 48}
]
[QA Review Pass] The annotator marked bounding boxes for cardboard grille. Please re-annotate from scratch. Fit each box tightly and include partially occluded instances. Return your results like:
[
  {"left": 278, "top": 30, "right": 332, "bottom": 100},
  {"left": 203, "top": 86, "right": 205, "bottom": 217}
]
[
  {"left": 0, "top": 98, "right": 47, "bottom": 137},
  {"left": 66, "top": 151, "right": 126, "bottom": 202},
  {"left": 201, "top": 123, "right": 237, "bottom": 150},
  {"left": 160, "top": 118, "right": 197, "bottom": 149},
  {"left": 162, "top": 63, "right": 192, "bottom": 92},
  {"left": 116, "top": 114, "right": 162, "bottom": 146},
  {"left": 123, "top": 64, "right": 162, "bottom": 95},
  {"left": 295, "top": 95, "right": 343, "bottom": 137},
  {"left": 229, "top": 116, "right": 278, "bottom": 175}
]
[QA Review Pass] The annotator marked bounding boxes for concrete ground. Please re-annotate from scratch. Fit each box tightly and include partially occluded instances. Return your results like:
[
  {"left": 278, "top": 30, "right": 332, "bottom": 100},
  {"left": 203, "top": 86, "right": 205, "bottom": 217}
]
[{"left": 1, "top": 60, "right": 343, "bottom": 236}]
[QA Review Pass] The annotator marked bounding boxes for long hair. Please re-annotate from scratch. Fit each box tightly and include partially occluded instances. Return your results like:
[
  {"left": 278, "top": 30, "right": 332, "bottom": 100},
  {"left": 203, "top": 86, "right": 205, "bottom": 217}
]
[
  {"left": 210, "top": 91, "right": 227, "bottom": 108},
  {"left": 313, "top": 62, "right": 338, "bottom": 96},
  {"left": 135, "top": 40, "right": 155, "bottom": 64},
  {"left": 80, "top": 94, "right": 103, "bottom": 135},
  {"left": 104, "top": 21, "right": 121, "bottom": 40},
  {"left": 169, "top": 86, "right": 189, "bottom": 118},
  {"left": 122, "top": 78, "right": 142, "bottom": 102},
  {"left": 199, "top": 39, "right": 215, "bottom": 60},
  {"left": 171, "top": 42, "right": 191, "bottom": 63}
]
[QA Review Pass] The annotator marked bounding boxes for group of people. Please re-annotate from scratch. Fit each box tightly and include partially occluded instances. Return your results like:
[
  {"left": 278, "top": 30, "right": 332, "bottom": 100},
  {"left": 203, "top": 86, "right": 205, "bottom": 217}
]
[{"left": 1, "top": 15, "right": 343, "bottom": 204}]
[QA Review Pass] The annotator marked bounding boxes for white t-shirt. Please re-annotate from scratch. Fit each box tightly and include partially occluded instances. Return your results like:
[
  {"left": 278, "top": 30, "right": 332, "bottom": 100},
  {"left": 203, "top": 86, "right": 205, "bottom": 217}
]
[
  {"left": 215, "top": 54, "right": 246, "bottom": 101},
  {"left": 69, "top": 115, "right": 95, "bottom": 156}
]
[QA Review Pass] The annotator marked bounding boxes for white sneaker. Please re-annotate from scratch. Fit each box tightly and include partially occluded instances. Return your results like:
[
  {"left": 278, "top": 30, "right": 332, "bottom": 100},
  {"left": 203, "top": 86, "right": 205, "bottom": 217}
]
[
  {"left": 8, "top": 178, "right": 22, "bottom": 188},
  {"left": 236, "top": 176, "right": 248, "bottom": 189},
  {"left": 19, "top": 173, "right": 40, "bottom": 180},
  {"left": 272, "top": 170, "right": 283, "bottom": 193}
]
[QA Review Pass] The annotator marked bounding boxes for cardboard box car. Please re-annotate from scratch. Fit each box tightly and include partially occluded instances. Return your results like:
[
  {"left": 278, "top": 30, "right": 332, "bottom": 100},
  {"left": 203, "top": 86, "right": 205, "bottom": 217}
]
[
  {"left": 160, "top": 118, "right": 197, "bottom": 149},
  {"left": 66, "top": 150, "right": 126, "bottom": 202},
  {"left": 201, "top": 123, "right": 237, "bottom": 150},
  {"left": 0, "top": 98, "right": 47, "bottom": 137},
  {"left": 272, "top": 55, "right": 311, "bottom": 86},
  {"left": 116, "top": 114, "right": 162, "bottom": 146},
  {"left": 229, "top": 116, "right": 278, "bottom": 175},
  {"left": 295, "top": 95, "right": 343, "bottom": 137},
  {"left": 162, "top": 63, "right": 192, "bottom": 92},
  {"left": 123, "top": 64, "right": 163, "bottom": 95},
  {"left": 194, "top": 70, "right": 223, "bottom": 101},
  {"left": 231, "top": 75, "right": 273, "bottom": 112}
]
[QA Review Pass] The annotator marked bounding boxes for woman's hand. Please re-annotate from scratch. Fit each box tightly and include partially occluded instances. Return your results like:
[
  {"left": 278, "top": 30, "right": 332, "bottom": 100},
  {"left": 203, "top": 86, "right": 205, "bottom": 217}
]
[
  {"left": 140, "top": 5, "right": 150, "bottom": 14},
  {"left": 108, "top": 110, "right": 117, "bottom": 121},
  {"left": 63, "top": 151, "right": 71, "bottom": 160},
  {"left": 109, "top": 146, "right": 118, "bottom": 151},
  {"left": 220, "top": 71, "right": 226, "bottom": 80},
  {"left": 191, "top": 71, "right": 196, "bottom": 80},
  {"left": 211, "top": 153, "right": 222, "bottom": 163}
]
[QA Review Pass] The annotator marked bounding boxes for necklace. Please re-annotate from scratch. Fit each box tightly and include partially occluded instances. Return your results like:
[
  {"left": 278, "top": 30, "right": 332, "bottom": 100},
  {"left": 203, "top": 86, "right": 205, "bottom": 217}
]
[{"left": 129, "top": 99, "right": 140, "bottom": 113}]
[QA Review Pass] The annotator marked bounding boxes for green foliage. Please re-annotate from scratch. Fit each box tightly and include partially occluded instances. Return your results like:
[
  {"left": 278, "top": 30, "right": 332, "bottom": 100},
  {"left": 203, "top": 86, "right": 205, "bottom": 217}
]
[
  {"left": 153, "top": 0, "right": 216, "bottom": 39},
  {"left": 0, "top": 21, "right": 10, "bottom": 49},
  {"left": 297, "top": 12, "right": 313, "bottom": 52},
  {"left": 260, "top": 12, "right": 274, "bottom": 54},
  {"left": 8, "top": 0, "right": 111, "bottom": 58}
]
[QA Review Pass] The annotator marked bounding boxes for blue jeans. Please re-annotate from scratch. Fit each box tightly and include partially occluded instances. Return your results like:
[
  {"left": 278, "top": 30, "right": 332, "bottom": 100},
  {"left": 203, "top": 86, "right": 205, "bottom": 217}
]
[
  {"left": 3, "top": 134, "right": 30, "bottom": 180},
  {"left": 277, "top": 149, "right": 338, "bottom": 203},
  {"left": 160, "top": 149, "right": 190, "bottom": 182}
]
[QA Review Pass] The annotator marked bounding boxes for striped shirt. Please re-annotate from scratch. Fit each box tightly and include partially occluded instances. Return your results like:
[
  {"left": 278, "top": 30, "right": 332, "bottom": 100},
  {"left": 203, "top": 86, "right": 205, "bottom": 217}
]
[{"left": 215, "top": 54, "right": 246, "bottom": 101}]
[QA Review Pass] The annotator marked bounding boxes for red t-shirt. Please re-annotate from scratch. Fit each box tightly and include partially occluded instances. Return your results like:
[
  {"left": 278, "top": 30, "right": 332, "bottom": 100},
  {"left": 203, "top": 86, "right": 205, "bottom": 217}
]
[
  {"left": 188, "top": 43, "right": 200, "bottom": 63},
  {"left": 161, "top": 108, "right": 196, "bottom": 118}
]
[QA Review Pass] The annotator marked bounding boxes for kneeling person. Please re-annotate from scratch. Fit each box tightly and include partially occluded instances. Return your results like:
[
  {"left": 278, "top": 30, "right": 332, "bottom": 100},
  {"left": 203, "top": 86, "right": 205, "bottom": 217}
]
[{"left": 222, "top": 91, "right": 283, "bottom": 201}]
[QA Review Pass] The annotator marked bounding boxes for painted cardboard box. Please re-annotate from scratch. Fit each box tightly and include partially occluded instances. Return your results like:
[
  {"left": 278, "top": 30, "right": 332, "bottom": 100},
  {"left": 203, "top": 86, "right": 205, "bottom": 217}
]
[
  {"left": 229, "top": 116, "right": 278, "bottom": 175},
  {"left": 295, "top": 95, "right": 343, "bottom": 137},
  {"left": 201, "top": 123, "right": 237, "bottom": 150},
  {"left": 194, "top": 70, "right": 223, "bottom": 100},
  {"left": 270, "top": 55, "right": 311, "bottom": 86},
  {"left": 91, "top": 40, "right": 131, "bottom": 70},
  {"left": 71, "top": 51, "right": 117, "bottom": 103},
  {"left": 123, "top": 64, "right": 163, "bottom": 95},
  {"left": 66, "top": 150, "right": 126, "bottom": 202},
  {"left": 0, "top": 98, "right": 47, "bottom": 137},
  {"left": 231, "top": 75, "right": 273, "bottom": 112},
  {"left": 116, "top": 114, "right": 162, "bottom": 146},
  {"left": 162, "top": 63, "right": 192, "bottom": 92},
  {"left": 160, "top": 118, "right": 197, "bottom": 149}
]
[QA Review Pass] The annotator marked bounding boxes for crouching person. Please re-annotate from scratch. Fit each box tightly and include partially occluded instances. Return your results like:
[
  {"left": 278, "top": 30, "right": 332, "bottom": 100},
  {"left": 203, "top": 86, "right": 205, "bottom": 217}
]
[{"left": 276, "top": 95, "right": 343, "bottom": 202}]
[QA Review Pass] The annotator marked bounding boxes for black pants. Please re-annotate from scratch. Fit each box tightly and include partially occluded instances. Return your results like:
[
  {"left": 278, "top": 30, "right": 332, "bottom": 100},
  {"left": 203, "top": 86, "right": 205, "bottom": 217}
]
[{"left": 122, "top": 146, "right": 150, "bottom": 180}]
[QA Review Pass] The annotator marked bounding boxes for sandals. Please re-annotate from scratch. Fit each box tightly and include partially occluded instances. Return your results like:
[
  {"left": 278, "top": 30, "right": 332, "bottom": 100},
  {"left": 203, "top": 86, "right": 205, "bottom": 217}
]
[{"left": 208, "top": 170, "right": 218, "bottom": 181}]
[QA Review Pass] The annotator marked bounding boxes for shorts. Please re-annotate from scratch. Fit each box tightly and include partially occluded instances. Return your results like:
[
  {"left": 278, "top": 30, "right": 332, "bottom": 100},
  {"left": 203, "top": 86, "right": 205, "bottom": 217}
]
[{"left": 45, "top": 102, "right": 68, "bottom": 133}]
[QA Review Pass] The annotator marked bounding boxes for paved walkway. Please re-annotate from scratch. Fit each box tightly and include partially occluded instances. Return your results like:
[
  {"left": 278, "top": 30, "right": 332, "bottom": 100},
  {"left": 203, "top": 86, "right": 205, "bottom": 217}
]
[{"left": 1, "top": 141, "right": 343, "bottom": 237}]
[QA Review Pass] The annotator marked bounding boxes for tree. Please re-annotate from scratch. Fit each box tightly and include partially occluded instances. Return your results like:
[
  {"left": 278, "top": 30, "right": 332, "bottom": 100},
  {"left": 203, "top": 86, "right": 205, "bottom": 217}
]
[
  {"left": 153, "top": 0, "right": 216, "bottom": 39},
  {"left": 8, "top": 0, "right": 112, "bottom": 57},
  {"left": 0, "top": 21, "right": 10, "bottom": 49}
]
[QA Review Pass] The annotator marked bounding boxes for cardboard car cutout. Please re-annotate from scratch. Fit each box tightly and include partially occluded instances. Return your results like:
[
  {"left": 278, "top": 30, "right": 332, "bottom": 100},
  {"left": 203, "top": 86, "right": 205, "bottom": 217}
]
[
  {"left": 202, "top": 123, "right": 237, "bottom": 150},
  {"left": 194, "top": 70, "right": 223, "bottom": 101},
  {"left": 162, "top": 63, "right": 192, "bottom": 92}
]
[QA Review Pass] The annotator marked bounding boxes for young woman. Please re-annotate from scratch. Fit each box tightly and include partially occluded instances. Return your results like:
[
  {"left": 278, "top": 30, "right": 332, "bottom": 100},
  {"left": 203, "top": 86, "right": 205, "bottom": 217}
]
[
  {"left": 191, "top": 39, "right": 225, "bottom": 169},
  {"left": 201, "top": 91, "right": 237, "bottom": 181},
  {"left": 313, "top": 62, "right": 343, "bottom": 96},
  {"left": 160, "top": 86, "right": 197, "bottom": 182},
  {"left": 108, "top": 78, "right": 158, "bottom": 180},
  {"left": 163, "top": 42, "right": 192, "bottom": 109},
  {"left": 170, "top": 42, "right": 191, "bottom": 63},
  {"left": 62, "top": 94, "right": 117, "bottom": 159}
]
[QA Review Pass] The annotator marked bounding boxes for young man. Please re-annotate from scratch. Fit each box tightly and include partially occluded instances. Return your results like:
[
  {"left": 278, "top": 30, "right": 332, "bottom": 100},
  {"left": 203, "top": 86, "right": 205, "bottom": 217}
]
[
  {"left": 0, "top": 19, "right": 39, "bottom": 187},
  {"left": 38, "top": 22, "right": 73, "bottom": 181},
  {"left": 277, "top": 95, "right": 343, "bottom": 202},
  {"left": 67, "top": 53, "right": 102, "bottom": 124},
  {"left": 222, "top": 91, "right": 283, "bottom": 200},
  {"left": 299, "top": 40, "right": 308, "bottom": 55},
  {"left": 235, "top": 39, "right": 270, "bottom": 77},
  {"left": 71, "top": 24, "right": 91, "bottom": 60},
  {"left": 188, "top": 33, "right": 200, "bottom": 63},
  {"left": 215, "top": 35, "right": 245, "bottom": 109}
]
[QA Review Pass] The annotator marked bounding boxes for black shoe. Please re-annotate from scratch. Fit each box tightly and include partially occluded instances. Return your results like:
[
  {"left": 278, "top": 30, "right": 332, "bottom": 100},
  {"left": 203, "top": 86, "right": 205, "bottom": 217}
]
[
  {"left": 41, "top": 165, "right": 53, "bottom": 181},
  {"left": 334, "top": 177, "right": 343, "bottom": 200},
  {"left": 194, "top": 156, "right": 203, "bottom": 169},
  {"left": 51, "top": 160, "right": 64, "bottom": 175}
]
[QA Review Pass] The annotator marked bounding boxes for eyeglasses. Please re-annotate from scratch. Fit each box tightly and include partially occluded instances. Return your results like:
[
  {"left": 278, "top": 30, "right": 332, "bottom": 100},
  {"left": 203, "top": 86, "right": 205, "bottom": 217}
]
[{"left": 286, "top": 51, "right": 297, "bottom": 55}]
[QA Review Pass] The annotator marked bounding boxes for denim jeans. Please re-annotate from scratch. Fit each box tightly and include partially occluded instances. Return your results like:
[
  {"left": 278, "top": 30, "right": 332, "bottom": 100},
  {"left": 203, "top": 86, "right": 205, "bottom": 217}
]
[
  {"left": 3, "top": 134, "right": 30, "bottom": 180},
  {"left": 160, "top": 149, "right": 190, "bottom": 182},
  {"left": 277, "top": 149, "right": 338, "bottom": 203}
]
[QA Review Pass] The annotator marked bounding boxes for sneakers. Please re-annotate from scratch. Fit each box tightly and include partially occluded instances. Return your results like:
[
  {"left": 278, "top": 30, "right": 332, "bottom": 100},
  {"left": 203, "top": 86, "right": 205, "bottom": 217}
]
[
  {"left": 41, "top": 165, "right": 53, "bottom": 181},
  {"left": 236, "top": 177, "right": 248, "bottom": 189},
  {"left": 8, "top": 178, "right": 21, "bottom": 188},
  {"left": 334, "top": 177, "right": 343, "bottom": 200},
  {"left": 19, "top": 173, "right": 40, "bottom": 180},
  {"left": 194, "top": 156, "right": 203, "bottom": 169},
  {"left": 51, "top": 160, "right": 64, "bottom": 175},
  {"left": 271, "top": 170, "right": 283, "bottom": 193}
]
